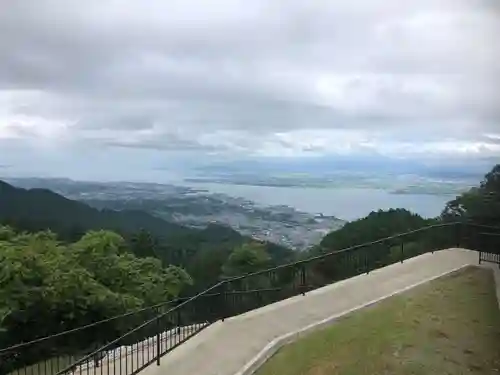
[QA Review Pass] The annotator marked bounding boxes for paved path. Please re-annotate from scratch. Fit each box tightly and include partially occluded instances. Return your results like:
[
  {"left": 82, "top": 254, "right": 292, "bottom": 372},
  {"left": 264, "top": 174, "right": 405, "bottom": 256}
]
[
  {"left": 140, "top": 248, "right": 483, "bottom": 375},
  {"left": 491, "top": 259, "right": 500, "bottom": 309}
]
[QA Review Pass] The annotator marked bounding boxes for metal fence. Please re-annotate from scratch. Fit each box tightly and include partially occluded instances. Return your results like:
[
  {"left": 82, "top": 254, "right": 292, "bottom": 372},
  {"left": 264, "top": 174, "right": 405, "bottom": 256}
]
[
  {"left": 477, "top": 232, "right": 500, "bottom": 266},
  {"left": 1, "top": 221, "right": 499, "bottom": 375},
  {"left": 0, "top": 293, "right": 223, "bottom": 375}
]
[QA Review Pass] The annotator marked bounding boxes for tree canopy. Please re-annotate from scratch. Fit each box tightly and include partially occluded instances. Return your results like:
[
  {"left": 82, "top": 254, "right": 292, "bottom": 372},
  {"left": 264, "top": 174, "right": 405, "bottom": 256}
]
[
  {"left": 0, "top": 227, "right": 192, "bottom": 352},
  {"left": 319, "top": 208, "right": 434, "bottom": 251},
  {"left": 222, "top": 242, "right": 271, "bottom": 277},
  {"left": 441, "top": 164, "right": 500, "bottom": 226}
]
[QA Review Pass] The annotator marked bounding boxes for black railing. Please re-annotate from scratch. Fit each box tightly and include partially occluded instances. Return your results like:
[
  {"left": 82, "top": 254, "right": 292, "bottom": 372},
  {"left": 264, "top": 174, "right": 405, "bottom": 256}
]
[
  {"left": 477, "top": 232, "right": 500, "bottom": 267},
  {"left": 0, "top": 298, "right": 177, "bottom": 375},
  {"left": 1, "top": 222, "right": 499, "bottom": 375},
  {"left": 0, "top": 292, "right": 226, "bottom": 375}
]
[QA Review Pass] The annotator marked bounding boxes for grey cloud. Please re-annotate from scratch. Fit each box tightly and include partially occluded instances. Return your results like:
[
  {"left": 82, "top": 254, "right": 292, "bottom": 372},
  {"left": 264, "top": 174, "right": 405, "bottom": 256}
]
[
  {"left": 102, "top": 137, "right": 221, "bottom": 153},
  {"left": 482, "top": 134, "right": 500, "bottom": 145},
  {"left": 77, "top": 113, "right": 157, "bottom": 131},
  {"left": 0, "top": 0, "right": 499, "bottom": 156}
]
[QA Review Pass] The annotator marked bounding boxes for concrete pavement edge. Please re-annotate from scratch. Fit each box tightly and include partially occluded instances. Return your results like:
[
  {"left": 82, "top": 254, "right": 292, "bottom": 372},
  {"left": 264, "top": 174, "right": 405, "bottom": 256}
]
[{"left": 233, "top": 263, "right": 472, "bottom": 375}]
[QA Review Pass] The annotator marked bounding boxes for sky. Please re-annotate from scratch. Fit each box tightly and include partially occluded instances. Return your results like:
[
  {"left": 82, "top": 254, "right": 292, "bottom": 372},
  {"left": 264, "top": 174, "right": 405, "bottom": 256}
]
[{"left": 0, "top": 0, "right": 499, "bottom": 181}]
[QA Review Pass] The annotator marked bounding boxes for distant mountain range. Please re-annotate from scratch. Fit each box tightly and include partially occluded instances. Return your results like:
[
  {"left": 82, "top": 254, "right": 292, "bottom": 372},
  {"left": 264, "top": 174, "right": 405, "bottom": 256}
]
[{"left": 194, "top": 155, "right": 489, "bottom": 181}]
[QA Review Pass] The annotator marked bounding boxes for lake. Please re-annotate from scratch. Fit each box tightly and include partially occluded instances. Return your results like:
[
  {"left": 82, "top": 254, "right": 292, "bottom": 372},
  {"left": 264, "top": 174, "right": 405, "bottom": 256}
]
[{"left": 183, "top": 182, "right": 456, "bottom": 221}]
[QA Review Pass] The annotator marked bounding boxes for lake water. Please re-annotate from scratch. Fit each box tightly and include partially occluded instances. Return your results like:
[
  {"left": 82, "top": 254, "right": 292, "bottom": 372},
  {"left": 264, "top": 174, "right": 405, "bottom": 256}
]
[{"left": 183, "top": 182, "right": 455, "bottom": 221}]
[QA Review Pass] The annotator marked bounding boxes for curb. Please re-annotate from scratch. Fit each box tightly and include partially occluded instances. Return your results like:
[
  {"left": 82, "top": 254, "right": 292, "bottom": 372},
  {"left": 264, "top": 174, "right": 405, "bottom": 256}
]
[{"left": 233, "top": 263, "right": 472, "bottom": 375}]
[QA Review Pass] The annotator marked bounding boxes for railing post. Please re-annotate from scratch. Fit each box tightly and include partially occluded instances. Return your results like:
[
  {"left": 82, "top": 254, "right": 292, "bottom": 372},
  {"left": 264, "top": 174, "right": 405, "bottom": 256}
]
[
  {"left": 156, "top": 306, "right": 161, "bottom": 366},
  {"left": 430, "top": 226, "right": 435, "bottom": 254},
  {"left": 365, "top": 248, "right": 369, "bottom": 274},
  {"left": 400, "top": 241, "right": 404, "bottom": 263},
  {"left": 176, "top": 304, "right": 182, "bottom": 335},
  {"left": 221, "top": 282, "right": 227, "bottom": 322},
  {"left": 300, "top": 265, "right": 306, "bottom": 295}
]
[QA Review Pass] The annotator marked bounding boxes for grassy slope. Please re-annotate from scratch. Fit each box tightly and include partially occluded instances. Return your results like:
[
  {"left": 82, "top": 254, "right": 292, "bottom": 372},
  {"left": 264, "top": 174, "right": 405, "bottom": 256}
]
[{"left": 256, "top": 266, "right": 500, "bottom": 375}]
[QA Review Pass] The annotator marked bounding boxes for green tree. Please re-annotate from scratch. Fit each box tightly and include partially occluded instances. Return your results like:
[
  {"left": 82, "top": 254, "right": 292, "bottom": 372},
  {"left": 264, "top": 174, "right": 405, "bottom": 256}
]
[
  {"left": 222, "top": 242, "right": 271, "bottom": 278},
  {"left": 442, "top": 164, "right": 500, "bottom": 226},
  {"left": 72, "top": 230, "right": 192, "bottom": 305},
  {"left": 319, "top": 208, "right": 431, "bottom": 251},
  {"left": 482, "top": 164, "right": 500, "bottom": 192},
  {"left": 129, "top": 229, "right": 158, "bottom": 259},
  {"left": 0, "top": 232, "right": 133, "bottom": 349},
  {"left": 0, "top": 225, "right": 16, "bottom": 241},
  {"left": 0, "top": 227, "right": 194, "bottom": 374},
  {"left": 308, "top": 209, "right": 433, "bottom": 283}
]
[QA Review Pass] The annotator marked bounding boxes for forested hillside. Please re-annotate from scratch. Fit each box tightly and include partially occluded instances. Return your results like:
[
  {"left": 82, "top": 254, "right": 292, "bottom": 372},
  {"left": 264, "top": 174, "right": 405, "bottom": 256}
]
[
  {"left": 0, "top": 180, "right": 294, "bottom": 290},
  {"left": 0, "top": 180, "right": 196, "bottom": 241},
  {"left": 319, "top": 208, "right": 435, "bottom": 250},
  {"left": 441, "top": 164, "right": 500, "bottom": 226}
]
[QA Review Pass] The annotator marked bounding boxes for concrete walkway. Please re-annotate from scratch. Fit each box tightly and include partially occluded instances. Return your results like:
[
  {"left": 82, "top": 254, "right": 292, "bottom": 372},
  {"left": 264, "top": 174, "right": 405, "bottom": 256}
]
[{"left": 140, "top": 248, "right": 482, "bottom": 375}]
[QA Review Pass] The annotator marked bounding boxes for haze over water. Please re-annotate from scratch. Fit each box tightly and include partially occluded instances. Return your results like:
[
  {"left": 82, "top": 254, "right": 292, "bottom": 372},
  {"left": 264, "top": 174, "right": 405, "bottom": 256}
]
[{"left": 183, "top": 182, "right": 454, "bottom": 221}]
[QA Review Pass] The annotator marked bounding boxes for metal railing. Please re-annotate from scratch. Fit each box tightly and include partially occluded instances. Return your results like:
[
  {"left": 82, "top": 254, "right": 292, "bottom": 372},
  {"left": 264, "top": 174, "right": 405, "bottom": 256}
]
[
  {"left": 0, "top": 293, "right": 223, "bottom": 375},
  {"left": 1, "top": 221, "right": 499, "bottom": 375},
  {"left": 477, "top": 232, "right": 500, "bottom": 267}
]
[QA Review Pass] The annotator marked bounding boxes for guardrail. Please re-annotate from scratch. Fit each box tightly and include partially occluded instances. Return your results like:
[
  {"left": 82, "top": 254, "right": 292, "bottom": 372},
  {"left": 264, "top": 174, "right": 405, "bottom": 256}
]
[
  {"left": 477, "top": 232, "right": 500, "bottom": 267},
  {"left": 0, "top": 294, "right": 222, "bottom": 375},
  {"left": 1, "top": 221, "right": 499, "bottom": 375}
]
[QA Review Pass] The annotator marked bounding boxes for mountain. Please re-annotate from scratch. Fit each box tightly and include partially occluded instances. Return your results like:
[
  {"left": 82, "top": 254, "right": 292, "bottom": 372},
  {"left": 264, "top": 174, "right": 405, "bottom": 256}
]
[
  {"left": 0, "top": 180, "right": 193, "bottom": 241},
  {"left": 194, "top": 155, "right": 487, "bottom": 181}
]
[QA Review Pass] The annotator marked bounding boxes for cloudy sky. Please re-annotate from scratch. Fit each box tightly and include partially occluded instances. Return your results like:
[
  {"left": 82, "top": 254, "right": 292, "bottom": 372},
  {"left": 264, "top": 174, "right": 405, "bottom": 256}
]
[{"left": 0, "top": 0, "right": 499, "bottom": 181}]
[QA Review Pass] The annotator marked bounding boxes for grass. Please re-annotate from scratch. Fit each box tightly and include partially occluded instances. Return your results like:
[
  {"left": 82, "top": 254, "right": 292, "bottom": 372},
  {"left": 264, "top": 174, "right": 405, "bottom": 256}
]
[{"left": 256, "top": 266, "right": 500, "bottom": 375}]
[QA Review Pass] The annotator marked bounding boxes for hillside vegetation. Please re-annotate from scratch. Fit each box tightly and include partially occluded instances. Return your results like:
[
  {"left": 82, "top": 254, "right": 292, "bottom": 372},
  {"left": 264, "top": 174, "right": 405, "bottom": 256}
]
[
  {"left": 0, "top": 228, "right": 192, "bottom": 351},
  {"left": 0, "top": 164, "right": 498, "bottom": 368},
  {"left": 0, "top": 180, "right": 294, "bottom": 291},
  {"left": 0, "top": 180, "right": 192, "bottom": 240}
]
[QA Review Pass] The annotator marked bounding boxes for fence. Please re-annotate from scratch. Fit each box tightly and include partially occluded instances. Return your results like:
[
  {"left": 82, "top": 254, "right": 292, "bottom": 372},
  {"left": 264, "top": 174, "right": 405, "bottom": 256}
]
[
  {"left": 476, "top": 232, "right": 500, "bottom": 266},
  {"left": 1, "top": 221, "right": 499, "bottom": 375},
  {"left": 0, "top": 293, "right": 224, "bottom": 375}
]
